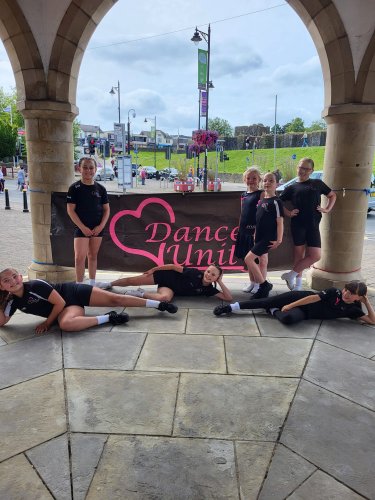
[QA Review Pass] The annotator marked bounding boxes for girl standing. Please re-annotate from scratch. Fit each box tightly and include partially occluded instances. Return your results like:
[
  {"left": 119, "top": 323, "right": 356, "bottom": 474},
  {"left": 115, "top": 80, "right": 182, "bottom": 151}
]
[
  {"left": 234, "top": 167, "right": 265, "bottom": 294},
  {"left": 107, "top": 264, "right": 233, "bottom": 302},
  {"left": 243, "top": 172, "right": 284, "bottom": 299},
  {"left": 0, "top": 268, "right": 178, "bottom": 334},
  {"left": 67, "top": 157, "right": 110, "bottom": 288}
]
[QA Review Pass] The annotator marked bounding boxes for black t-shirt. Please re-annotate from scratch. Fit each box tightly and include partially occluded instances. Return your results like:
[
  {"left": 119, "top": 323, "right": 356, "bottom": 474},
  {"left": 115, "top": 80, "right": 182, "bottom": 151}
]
[
  {"left": 239, "top": 190, "right": 263, "bottom": 229},
  {"left": 153, "top": 267, "right": 220, "bottom": 297},
  {"left": 67, "top": 180, "right": 109, "bottom": 228},
  {"left": 255, "top": 197, "right": 284, "bottom": 242},
  {"left": 301, "top": 288, "right": 364, "bottom": 320},
  {"left": 279, "top": 179, "right": 331, "bottom": 223},
  {"left": 4, "top": 280, "right": 92, "bottom": 318}
]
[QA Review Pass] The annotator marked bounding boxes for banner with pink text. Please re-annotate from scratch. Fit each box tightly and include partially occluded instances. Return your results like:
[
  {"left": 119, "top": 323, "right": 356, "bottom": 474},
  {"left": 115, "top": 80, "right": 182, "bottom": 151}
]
[{"left": 50, "top": 192, "right": 294, "bottom": 272}]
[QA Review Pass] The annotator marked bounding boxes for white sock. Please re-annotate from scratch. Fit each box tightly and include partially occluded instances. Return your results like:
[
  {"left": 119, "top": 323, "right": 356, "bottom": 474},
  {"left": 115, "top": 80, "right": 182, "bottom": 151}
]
[
  {"left": 231, "top": 302, "right": 240, "bottom": 311},
  {"left": 252, "top": 283, "right": 260, "bottom": 292},
  {"left": 296, "top": 277, "right": 303, "bottom": 287},
  {"left": 97, "top": 315, "right": 109, "bottom": 325},
  {"left": 269, "top": 308, "right": 279, "bottom": 316},
  {"left": 89, "top": 279, "right": 95, "bottom": 285},
  {"left": 146, "top": 299, "right": 159, "bottom": 308},
  {"left": 289, "top": 270, "right": 298, "bottom": 278}
]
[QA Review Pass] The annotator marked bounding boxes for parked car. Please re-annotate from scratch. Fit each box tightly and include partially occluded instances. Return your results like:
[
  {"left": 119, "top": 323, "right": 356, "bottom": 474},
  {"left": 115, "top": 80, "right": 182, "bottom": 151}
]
[
  {"left": 95, "top": 166, "right": 115, "bottom": 181},
  {"left": 159, "top": 168, "right": 180, "bottom": 181},
  {"left": 276, "top": 171, "right": 375, "bottom": 212},
  {"left": 139, "top": 166, "right": 157, "bottom": 178}
]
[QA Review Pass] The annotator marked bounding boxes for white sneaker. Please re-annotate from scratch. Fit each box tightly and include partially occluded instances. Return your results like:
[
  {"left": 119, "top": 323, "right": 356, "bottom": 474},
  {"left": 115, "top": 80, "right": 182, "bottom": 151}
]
[
  {"left": 243, "top": 283, "right": 254, "bottom": 293},
  {"left": 281, "top": 271, "right": 296, "bottom": 291},
  {"left": 93, "top": 281, "right": 112, "bottom": 290},
  {"left": 123, "top": 288, "right": 145, "bottom": 298}
]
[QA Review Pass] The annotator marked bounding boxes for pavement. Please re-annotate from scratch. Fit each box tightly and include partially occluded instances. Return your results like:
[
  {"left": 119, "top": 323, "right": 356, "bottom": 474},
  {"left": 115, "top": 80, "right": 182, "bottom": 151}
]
[{"left": 1, "top": 177, "right": 375, "bottom": 499}]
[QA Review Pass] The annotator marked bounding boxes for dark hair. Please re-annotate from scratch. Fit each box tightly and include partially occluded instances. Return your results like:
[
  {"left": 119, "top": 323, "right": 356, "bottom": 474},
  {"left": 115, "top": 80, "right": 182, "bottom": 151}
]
[
  {"left": 344, "top": 281, "right": 367, "bottom": 297},
  {"left": 206, "top": 264, "right": 223, "bottom": 288},
  {"left": 0, "top": 267, "right": 17, "bottom": 308},
  {"left": 79, "top": 157, "right": 97, "bottom": 168}
]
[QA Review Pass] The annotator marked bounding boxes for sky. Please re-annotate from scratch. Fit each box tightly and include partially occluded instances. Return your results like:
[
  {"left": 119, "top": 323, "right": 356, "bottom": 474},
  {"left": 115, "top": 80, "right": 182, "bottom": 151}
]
[{"left": 0, "top": 0, "right": 324, "bottom": 137}]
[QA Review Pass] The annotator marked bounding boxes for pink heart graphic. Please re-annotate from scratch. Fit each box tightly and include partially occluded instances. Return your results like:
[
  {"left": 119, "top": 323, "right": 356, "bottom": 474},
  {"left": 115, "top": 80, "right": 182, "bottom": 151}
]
[{"left": 109, "top": 197, "right": 175, "bottom": 266}]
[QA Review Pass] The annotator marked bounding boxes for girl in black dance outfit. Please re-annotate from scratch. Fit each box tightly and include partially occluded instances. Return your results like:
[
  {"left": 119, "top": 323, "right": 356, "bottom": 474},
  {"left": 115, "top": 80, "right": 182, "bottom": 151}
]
[
  {"left": 107, "top": 264, "right": 233, "bottom": 302},
  {"left": 213, "top": 281, "right": 375, "bottom": 326},
  {"left": 0, "top": 268, "right": 178, "bottom": 334},
  {"left": 234, "top": 167, "right": 266, "bottom": 294},
  {"left": 243, "top": 172, "right": 284, "bottom": 299}
]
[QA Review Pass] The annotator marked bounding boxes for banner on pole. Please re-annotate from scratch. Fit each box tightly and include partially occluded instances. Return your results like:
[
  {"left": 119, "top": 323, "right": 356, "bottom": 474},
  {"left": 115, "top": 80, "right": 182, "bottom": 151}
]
[
  {"left": 198, "top": 49, "right": 208, "bottom": 90},
  {"left": 50, "top": 192, "right": 294, "bottom": 272},
  {"left": 200, "top": 90, "right": 207, "bottom": 117}
]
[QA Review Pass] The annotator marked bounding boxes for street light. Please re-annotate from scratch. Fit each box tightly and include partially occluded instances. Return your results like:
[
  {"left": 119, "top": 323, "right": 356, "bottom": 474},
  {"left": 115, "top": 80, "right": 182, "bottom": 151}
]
[
  {"left": 127, "top": 109, "right": 136, "bottom": 154},
  {"left": 144, "top": 116, "right": 157, "bottom": 170},
  {"left": 191, "top": 24, "right": 211, "bottom": 192},
  {"left": 109, "top": 81, "right": 121, "bottom": 124}
]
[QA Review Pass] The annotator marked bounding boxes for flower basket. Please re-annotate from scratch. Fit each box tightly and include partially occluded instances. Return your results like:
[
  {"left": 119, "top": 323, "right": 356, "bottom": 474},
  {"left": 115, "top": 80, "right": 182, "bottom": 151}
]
[
  {"left": 174, "top": 179, "right": 195, "bottom": 192},
  {"left": 192, "top": 130, "right": 219, "bottom": 148},
  {"left": 208, "top": 178, "right": 222, "bottom": 192}
]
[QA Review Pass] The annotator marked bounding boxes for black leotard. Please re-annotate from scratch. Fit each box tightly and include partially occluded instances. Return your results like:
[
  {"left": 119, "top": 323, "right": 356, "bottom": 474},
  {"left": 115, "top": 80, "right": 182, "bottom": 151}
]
[
  {"left": 153, "top": 268, "right": 220, "bottom": 297},
  {"left": 67, "top": 180, "right": 109, "bottom": 230}
]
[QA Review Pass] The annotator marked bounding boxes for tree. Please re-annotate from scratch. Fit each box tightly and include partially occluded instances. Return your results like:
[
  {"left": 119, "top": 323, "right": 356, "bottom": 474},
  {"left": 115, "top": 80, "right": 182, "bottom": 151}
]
[
  {"left": 307, "top": 119, "right": 327, "bottom": 132},
  {"left": 270, "top": 124, "right": 283, "bottom": 134},
  {"left": 284, "top": 117, "right": 305, "bottom": 133},
  {"left": 0, "top": 121, "right": 17, "bottom": 159},
  {"left": 207, "top": 117, "right": 233, "bottom": 137},
  {"left": 72, "top": 119, "right": 81, "bottom": 159},
  {"left": 0, "top": 87, "right": 24, "bottom": 159}
]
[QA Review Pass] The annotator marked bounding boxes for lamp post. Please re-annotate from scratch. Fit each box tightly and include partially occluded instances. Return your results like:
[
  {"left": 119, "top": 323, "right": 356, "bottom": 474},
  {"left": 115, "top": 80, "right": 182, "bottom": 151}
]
[
  {"left": 191, "top": 24, "right": 211, "bottom": 192},
  {"left": 144, "top": 116, "right": 157, "bottom": 170},
  {"left": 127, "top": 109, "right": 136, "bottom": 154},
  {"left": 109, "top": 81, "right": 121, "bottom": 124}
]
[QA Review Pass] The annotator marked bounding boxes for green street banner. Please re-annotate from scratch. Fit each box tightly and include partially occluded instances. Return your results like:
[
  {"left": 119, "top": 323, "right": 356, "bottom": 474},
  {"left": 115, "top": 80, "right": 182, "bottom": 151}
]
[{"left": 198, "top": 49, "right": 207, "bottom": 90}]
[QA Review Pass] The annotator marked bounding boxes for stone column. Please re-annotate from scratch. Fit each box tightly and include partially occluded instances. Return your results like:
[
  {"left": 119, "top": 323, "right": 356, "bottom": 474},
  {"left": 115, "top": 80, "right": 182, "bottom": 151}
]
[
  {"left": 21, "top": 101, "right": 78, "bottom": 282},
  {"left": 307, "top": 104, "right": 375, "bottom": 289}
]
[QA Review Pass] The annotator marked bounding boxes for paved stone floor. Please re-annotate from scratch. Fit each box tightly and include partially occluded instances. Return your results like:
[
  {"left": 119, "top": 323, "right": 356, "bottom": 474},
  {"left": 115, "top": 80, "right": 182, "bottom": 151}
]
[
  {"left": 1, "top": 274, "right": 375, "bottom": 499},
  {"left": 1, "top": 182, "right": 375, "bottom": 499}
]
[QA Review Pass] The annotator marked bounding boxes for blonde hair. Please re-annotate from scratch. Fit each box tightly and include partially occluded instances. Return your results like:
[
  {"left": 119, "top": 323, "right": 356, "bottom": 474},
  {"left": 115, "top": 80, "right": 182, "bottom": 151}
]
[
  {"left": 298, "top": 157, "right": 314, "bottom": 170},
  {"left": 243, "top": 166, "right": 262, "bottom": 183}
]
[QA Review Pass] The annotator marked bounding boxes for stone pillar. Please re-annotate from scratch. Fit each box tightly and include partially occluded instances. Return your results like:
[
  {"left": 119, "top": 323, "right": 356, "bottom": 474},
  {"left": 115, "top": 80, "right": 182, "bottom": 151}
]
[
  {"left": 307, "top": 105, "right": 375, "bottom": 289},
  {"left": 21, "top": 101, "right": 78, "bottom": 282}
]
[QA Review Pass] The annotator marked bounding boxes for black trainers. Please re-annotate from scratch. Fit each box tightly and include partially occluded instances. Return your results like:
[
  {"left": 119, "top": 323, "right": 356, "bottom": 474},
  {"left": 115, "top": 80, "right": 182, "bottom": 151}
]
[
  {"left": 252, "top": 281, "right": 273, "bottom": 299},
  {"left": 213, "top": 304, "right": 233, "bottom": 316},
  {"left": 157, "top": 301, "right": 178, "bottom": 314},
  {"left": 107, "top": 311, "right": 130, "bottom": 325}
]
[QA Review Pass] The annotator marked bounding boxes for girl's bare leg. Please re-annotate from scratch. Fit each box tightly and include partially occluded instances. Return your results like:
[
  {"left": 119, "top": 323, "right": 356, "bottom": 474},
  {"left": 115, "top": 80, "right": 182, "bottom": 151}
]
[
  {"left": 89, "top": 288, "right": 162, "bottom": 308},
  {"left": 111, "top": 274, "right": 156, "bottom": 287},
  {"left": 73, "top": 238, "right": 90, "bottom": 282},
  {"left": 294, "top": 246, "right": 320, "bottom": 275},
  {"left": 259, "top": 254, "right": 268, "bottom": 281},
  {"left": 58, "top": 305, "right": 99, "bottom": 332},
  {"left": 244, "top": 252, "right": 264, "bottom": 283},
  {"left": 87, "top": 237, "right": 103, "bottom": 280},
  {"left": 141, "top": 287, "right": 174, "bottom": 301}
]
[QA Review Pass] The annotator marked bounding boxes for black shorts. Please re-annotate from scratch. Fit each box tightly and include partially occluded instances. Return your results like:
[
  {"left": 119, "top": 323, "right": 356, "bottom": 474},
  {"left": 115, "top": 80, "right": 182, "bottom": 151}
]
[
  {"left": 251, "top": 239, "right": 271, "bottom": 256},
  {"left": 59, "top": 283, "right": 93, "bottom": 307},
  {"left": 291, "top": 220, "right": 321, "bottom": 247},
  {"left": 234, "top": 228, "right": 255, "bottom": 260},
  {"left": 74, "top": 228, "right": 104, "bottom": 238}
]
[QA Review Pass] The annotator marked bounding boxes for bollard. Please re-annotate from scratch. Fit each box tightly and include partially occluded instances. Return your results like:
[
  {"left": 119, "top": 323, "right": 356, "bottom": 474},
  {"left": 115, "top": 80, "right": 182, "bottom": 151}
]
[
  {"left": 22, "top": 189, "right": 29, "bottom": 213},
  {"left": 4, "top": 188, "right": 11, "bottom": 210}
]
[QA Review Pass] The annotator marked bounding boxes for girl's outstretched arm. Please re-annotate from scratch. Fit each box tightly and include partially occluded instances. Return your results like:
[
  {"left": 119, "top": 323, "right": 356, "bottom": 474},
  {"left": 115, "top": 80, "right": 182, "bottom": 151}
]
[
  {"left": 0, "top": 308, "right": 10, "bottom": 327},
  {"left": 358, "top": 296, "right": 375, "bottom": 325},
  {"left": 281, "top": 294, "right": 321, "bottom": 312},
  {"left": 215, "top": 277, "right": 233, "bottom": 302},
  {"left": 35, "top": 290, "right": 66, "bottom": 334}
]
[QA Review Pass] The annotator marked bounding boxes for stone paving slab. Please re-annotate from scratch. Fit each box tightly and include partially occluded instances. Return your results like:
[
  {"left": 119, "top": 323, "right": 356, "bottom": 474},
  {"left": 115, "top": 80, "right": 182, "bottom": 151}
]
[
  {"left": 120, "top": 307, "right": 188, "bottom": 333},
  {"left": 258, "top": 444, "right": 316, "bottom": 500},
  {"left": 0, "top": 454, "right": 53, "bottom": 500},
  {"left": 0, "top": 312, "right": 60, "bottom": 343},
  {"left": 63, "top": 330, "right": 146, "bottom": 370},
  {"left": 26, "top": 434, "right": 71, "bottom": 500},
  {"left": 136, "top": 333, "right": 226, "bottom": 373},
  {"left": 0, "top": 371, "right": 66, "bottom": 462},
  {"left": 71, "top": 434, "right": 108, "bottom": 500},
  {"left": 225, "top": 337, "right": 313, "bottom": 377},
  {"left": 187, "top": 308, "right": 260, "bottom": 335},
  {"left": 281, "top": 380, "right": 375, "bottom": 499},
  {"left": 175, "top": 373, "right": 298, "bottom": 440},
  {"left": 304, "top": 341, "right": 375, "bottom": 410},
  {"left": 288, "top": 470, "right": 364, "bottom": 499},
  {"left": 0, "top": 337, "right": 6, "bottom": 346},
  {"left": 317, "top": 320, "right": 375, "bottom": 357},
  {"left": 255, "top": 311, "right": 321, "bottom": 338},
  {"left": 87, "top": 435, "right": 239, "bottom": 500},
  {"left": 235, "top": 441, "right": 275, "bottom": 499},
  {"left": 66, "top": 370, "right": 179, "bottom": 435},
  {"left": 0, "top": 333, "right": 62, "bottom": 389}
]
